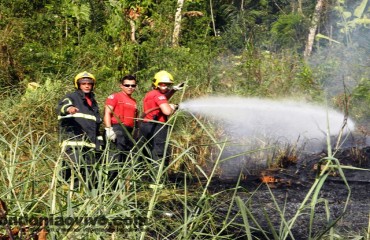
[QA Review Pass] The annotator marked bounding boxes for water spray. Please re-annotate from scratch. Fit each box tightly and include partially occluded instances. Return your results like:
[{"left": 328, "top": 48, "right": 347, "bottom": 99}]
[
  {"left": 178, "top": 96, "right": 356, "bottom": 178},
  {"left": 179, "top": 96, "right": 355, "bottom": 143}
]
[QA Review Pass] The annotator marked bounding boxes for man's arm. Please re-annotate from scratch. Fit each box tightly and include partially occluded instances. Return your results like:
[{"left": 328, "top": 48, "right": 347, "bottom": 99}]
[
  {"left": 159, "top": 102, "right": 177, "bottom": 116},
  {"left": 165, "top": 82, "right": 184, "bottom": 100},
  {"left": 57, "top": 96, "right": 78, "bottom": 115},
  {"left": 103, "top": 105, "right": 113, "bottom": 127},
  {"left": 104, "top": 104, "right": 117, "bottom": 141}
]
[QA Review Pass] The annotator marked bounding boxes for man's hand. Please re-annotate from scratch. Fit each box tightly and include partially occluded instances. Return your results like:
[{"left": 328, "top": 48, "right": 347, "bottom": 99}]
[
  {"left": 105, "top": 127, "right": 117, "bottom": 141},
  {"left": 169, "top": 103, "right": 179, "bottom": 111},
  {"left": 173, "top": 82, "right": 184, "bottom": 91},
  {"left": 67, "top": 106, "right": 79, "bottom": 114}
]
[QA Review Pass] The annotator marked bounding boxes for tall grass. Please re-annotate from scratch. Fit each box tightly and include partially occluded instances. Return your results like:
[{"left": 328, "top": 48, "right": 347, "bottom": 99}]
[{"left": 1, "top": 81, "right": 369, "bottom": 240}]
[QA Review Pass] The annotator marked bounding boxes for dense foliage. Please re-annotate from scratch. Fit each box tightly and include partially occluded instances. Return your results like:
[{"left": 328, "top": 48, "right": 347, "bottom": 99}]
[
  {"left": 1, "top": 0, "right": 368, "bottom": 127},
  {"left": 0, "top": 0, "right": 369, "bottom": 170},
  {"left": 0, "top": 0, "right": 369, "bottom": 238}
]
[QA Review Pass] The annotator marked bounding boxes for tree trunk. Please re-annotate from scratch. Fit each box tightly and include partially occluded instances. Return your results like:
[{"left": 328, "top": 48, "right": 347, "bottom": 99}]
[
  {"left": 129, "top": 19, "right": 137, "bottom": 43},
  {"left": 304, "top": 0, "right": 325, "bottom": 58},
  {"left": 209, "top": 0, "right": 217, "bottom": 36},
  {"left": 172, "top": 0, "right": 185, "bottom": 47}
]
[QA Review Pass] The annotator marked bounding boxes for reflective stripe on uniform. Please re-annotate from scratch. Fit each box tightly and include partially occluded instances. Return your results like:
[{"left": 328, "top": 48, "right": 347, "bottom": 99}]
[
  {"left": 60, "top": 98, "right": 73, "bottom": 114},
  {"left": 60, "top": 140, "right": 96, "bottom": 149},
  {"left": 58, "top": 113, "right": 97, "bottom": 121}
]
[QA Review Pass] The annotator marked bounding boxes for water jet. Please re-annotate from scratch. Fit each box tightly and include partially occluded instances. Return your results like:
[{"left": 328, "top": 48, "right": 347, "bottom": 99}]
[{"left": 179, "top": 96, "right": 356, "bottom": 178}]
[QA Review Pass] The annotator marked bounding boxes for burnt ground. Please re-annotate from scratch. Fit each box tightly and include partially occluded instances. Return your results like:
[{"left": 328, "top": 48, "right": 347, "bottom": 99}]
[{"left": 207, "top": 146, "right": 370, "bottom": 239}]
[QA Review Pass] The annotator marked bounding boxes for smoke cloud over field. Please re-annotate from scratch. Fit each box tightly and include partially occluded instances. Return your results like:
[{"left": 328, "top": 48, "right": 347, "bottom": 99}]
[{"left": 308, "top": 1, "right": 370, "bottom": 98}]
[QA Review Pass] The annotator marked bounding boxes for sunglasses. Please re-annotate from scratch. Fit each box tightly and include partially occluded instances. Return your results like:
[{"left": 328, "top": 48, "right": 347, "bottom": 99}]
[{"left": 123, "top": 84, "right": 137, "bottom": 88}]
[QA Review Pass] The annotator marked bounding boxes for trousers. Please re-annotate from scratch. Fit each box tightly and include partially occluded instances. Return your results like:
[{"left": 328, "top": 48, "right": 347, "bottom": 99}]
[
  {"left": 61, "top": 146, "right": 99, "bottom": 188},
  {"left": 137, "top": 122, "right": 169, "bottom": 161}
]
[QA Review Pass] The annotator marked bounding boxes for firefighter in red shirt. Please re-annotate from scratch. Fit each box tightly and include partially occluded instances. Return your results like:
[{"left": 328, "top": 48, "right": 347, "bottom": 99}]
[
  {"left": 104, "top": 75, "right": 138, "bottom": 165},
  {"left": 138, "top": 70, "right": 183, "bottom": 162}
]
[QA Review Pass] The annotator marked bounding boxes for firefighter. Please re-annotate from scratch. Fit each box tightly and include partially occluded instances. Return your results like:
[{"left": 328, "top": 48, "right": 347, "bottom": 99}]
[
  {"left": 57, "top": 71, "right": 103, "bottom": 188},
  {"left": 137, "top": 70, "right": 183, "bottom": 163},
  {"left": 104, "top": 75, "right": 138, "bottom": 183}
]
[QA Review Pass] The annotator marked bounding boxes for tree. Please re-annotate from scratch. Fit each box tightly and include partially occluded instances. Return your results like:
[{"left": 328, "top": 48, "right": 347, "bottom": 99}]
[
  {"left": 127, "top": 6, "right": 141, "bottom": 43},
  {"left": 304, "top": 0, "right": 324, "bottom": 58},
  {"left": 172, "top": 0, "right": 185, "bottom": 47},
  {"left": 61, "top": 0, "right": 91, "bottom": 44}
]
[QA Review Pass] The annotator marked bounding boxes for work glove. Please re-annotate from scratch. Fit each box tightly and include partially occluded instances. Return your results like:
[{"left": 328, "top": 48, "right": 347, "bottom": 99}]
[
  {"left": 173, "top": 82, "right": 184, "bottom": 91},
  {"left": 96, "top": 136, "right": 104, "bottom": 151},
  {"left": 105, "top": 127, "right": 117, "bottom": 141},
  {"left": 169, "top": 103, "right": 179, "bottom": 111}
]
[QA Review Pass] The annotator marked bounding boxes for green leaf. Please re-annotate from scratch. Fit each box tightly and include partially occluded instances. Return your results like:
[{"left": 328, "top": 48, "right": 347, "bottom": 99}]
[
  {"left": 353, "top": 18, "right": 370, "bottom": 25},
  {"left": 354, "top": 0, "right": 368, "bottom": 18},
  {"left": 72, "top": 4, "right": 91, "bottom": 22},
  {"left": 315, "top": 33, "right": 341, "bottom": 44},
  {"left": 342, "top": 11, "right": 352, "bottom": 19}
]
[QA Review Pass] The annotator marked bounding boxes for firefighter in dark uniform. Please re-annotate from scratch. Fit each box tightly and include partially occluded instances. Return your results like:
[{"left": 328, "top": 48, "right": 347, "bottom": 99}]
[
  {"left": 138, "top": 70, "right": 183, "bottom": 163},
  {"left": 57, "top": 71, "right": 103, "bottom": 188}
]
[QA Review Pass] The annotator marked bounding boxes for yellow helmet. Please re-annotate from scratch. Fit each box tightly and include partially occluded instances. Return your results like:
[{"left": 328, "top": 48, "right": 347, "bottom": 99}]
[
  {"left": 153, "top": 70, "right": 174, "bottom": 88},
  {"left": 74, "top": 71, "right": 96, "bottom": 89}
]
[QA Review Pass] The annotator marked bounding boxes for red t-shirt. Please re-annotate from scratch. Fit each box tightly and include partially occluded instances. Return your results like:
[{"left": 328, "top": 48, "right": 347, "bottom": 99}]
[
  {"left": 105, "top": 92, "right": 137, "bottom": 127},
  {"left": 143, "top": 90, "right": 168, "bottom": 123}
]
